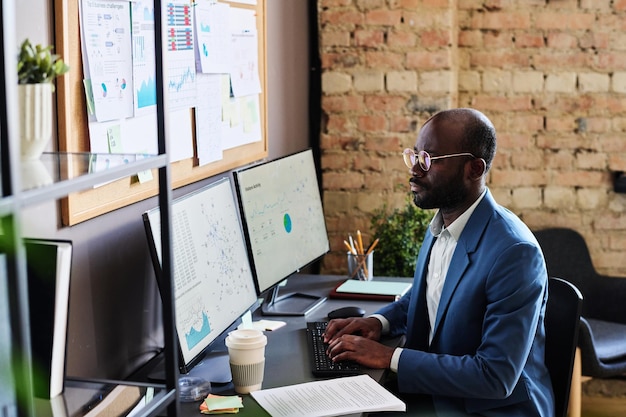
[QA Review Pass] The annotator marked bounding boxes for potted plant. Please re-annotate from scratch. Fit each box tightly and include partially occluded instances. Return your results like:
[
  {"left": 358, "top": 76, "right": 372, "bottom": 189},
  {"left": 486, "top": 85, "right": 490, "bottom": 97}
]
[
  {"left": 369, "top": 197, "right": 433, "bottom": 277},
  {"left": 17, "top": 39, "right": 69, "bottom": 161}
]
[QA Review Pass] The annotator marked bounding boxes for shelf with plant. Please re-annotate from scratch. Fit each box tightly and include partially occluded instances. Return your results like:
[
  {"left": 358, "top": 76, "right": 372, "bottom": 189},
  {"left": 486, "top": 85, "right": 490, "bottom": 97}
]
[{"left": 17, "top": 38, "right": 69, "bottom": 162}]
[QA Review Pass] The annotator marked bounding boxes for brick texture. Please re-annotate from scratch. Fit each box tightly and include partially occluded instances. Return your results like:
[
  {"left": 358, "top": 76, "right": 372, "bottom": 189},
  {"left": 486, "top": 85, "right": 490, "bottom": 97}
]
[{"left": 318, "top": 0, "right": 626, "bottom": 276}]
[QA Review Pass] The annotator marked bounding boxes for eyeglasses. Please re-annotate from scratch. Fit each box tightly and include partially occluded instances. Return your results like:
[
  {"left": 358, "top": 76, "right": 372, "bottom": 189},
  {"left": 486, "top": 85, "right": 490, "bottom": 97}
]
[{"left": 403, "top": 148, "right": 477, "bottom": 171}]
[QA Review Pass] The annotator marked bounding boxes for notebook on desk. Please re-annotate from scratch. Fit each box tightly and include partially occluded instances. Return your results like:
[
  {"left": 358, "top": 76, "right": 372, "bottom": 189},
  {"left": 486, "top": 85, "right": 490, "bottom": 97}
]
[{"left": 328, "top": 279, "right": 412, "bottom": 302}]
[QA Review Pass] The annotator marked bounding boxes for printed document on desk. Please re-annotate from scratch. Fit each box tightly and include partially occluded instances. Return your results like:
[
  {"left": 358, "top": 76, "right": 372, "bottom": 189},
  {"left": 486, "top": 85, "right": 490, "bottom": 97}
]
[{"left": 250, "top": 374, "right": 405, "bottom": 417}]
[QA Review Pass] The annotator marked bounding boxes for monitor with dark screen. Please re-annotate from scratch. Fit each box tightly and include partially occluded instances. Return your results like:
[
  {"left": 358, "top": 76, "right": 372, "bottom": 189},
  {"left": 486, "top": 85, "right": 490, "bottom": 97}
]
[
  {"left": 234, "top": 149, "right": 330, "bottom": 315},
  {"left": 143, "top": 177, "right": 258, "bottom": 384}
]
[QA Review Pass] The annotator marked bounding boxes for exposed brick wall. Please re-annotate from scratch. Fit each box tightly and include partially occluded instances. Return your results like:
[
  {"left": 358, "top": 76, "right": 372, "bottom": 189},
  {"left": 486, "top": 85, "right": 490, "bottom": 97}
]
[{"left": 317, "top": 0, "right": 626, "bottom": 277}]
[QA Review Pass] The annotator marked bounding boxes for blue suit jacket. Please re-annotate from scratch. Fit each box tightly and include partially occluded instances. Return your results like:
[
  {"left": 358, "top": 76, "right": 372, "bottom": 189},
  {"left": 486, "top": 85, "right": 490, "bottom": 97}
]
[{"left": 376, "top": 190, "right": 554, "bottom": 416}]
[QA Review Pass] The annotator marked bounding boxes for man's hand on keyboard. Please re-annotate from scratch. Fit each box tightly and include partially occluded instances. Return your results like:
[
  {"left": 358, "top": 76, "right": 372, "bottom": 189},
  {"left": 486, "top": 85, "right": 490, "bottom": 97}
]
[
  {"left": 323, "top": 317, "right": 382, "bottom": 343},
  {"left": 322, "top": 317, "right": 392, "bottom": 369},
  {"left": 325, "top": 332, "right": 395, "bottom": 369}
]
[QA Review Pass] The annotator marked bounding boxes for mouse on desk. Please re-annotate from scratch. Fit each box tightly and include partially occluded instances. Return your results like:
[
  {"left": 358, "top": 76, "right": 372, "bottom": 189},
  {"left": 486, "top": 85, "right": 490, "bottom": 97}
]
[{"left": 327, "top": 306, "right": 366, "bottom": 320}]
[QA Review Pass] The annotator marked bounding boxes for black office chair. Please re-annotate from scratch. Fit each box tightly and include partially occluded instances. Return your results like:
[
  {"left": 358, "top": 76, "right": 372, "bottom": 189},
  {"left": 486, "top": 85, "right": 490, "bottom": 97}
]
[
  {"left": 545, "top": 277, "right": 583, "bottom": 417},
  {"left": 534, "top": 227, "right": 626, "bottom": 379}
]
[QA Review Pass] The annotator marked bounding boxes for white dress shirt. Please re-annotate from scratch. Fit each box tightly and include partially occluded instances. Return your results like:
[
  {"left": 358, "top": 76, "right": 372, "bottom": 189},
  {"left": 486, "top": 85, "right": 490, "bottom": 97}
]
[{"left": 374, "top": 189, "right": 487, "bottom": 372}]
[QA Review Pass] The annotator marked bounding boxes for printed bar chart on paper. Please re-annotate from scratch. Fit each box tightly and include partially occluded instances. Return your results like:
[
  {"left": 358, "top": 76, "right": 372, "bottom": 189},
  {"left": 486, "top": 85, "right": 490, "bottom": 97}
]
[{"left": 165, "top": 0, "right": 197, "bottom": 110}]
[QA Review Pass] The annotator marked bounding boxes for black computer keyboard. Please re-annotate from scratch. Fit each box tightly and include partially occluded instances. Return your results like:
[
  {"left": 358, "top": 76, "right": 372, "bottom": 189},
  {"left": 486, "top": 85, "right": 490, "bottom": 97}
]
[{"left": 306, "top": 321, "right": 363, "bottom": 377}]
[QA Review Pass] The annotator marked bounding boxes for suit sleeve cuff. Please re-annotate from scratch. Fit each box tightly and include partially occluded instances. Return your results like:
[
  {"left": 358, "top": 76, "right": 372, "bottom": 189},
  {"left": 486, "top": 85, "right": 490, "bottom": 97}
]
[
  {"left": 390, "top": 348, "right": 403, "bottom": 372},
  {"left": 370, "top": 313, "right": 390, "bottom": 334}
]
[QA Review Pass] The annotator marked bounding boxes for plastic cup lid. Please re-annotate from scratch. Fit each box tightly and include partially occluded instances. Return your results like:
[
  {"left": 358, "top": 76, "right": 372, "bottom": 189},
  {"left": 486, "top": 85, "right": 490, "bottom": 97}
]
[{"left": 225, "top": 328, "right": 267, "bottom": 349}]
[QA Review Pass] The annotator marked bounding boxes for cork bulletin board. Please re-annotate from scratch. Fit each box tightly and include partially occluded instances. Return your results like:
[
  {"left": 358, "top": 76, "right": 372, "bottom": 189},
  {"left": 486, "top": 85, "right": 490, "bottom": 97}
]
[{"left": 54, "top": 0, "right": 268, "bottom": 225}]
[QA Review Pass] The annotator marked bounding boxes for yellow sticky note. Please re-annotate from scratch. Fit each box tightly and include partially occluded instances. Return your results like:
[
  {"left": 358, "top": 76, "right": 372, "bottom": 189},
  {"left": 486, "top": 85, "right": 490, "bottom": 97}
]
[{"left": 204, "top": 395, "right": 243, "bottom": 411}]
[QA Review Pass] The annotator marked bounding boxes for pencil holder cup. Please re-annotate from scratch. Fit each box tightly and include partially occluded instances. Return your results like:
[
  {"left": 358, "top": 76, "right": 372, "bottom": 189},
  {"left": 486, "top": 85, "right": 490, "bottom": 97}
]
[{"left": 347, "top": 251, "right": 374, "bottom": 281}]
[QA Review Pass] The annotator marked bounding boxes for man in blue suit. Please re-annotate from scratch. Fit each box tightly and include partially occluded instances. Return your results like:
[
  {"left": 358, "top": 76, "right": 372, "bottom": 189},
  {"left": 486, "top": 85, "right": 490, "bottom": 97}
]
[{"left": 324, "top": 108, "right": 553, "bottom": 416}]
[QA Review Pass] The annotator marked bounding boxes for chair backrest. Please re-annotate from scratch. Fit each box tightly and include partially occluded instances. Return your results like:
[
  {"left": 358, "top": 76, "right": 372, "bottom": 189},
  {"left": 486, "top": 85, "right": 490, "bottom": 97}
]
[
  {"left": 533, "top": 228, "right": 596, "bottom": 298},
  {"left": 545, "top": 276, "right": 583, "bottom": 417}
]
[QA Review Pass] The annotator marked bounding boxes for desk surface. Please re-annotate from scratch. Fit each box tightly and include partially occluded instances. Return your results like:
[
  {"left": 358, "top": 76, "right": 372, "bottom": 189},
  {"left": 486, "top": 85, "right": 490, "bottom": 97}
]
[
  {"left": 178, "top": 274, "right": 408, "bottom": 417},
  {"left": 31, "top": 274, "right": 408, "bottom": 417}
]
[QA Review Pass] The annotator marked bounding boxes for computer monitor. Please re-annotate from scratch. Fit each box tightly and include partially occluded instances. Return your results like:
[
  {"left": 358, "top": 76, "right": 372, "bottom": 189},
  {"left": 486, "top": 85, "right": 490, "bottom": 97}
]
[
  {"left": 233, "top": 149, "right": 330, "bottom": 316},
  {"left": 143, "top": 177, "right": 258, "bottom": 384}
]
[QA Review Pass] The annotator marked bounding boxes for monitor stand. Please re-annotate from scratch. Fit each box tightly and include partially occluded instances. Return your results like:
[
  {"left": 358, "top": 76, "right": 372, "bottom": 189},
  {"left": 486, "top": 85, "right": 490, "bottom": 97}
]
[
  {"left": 261, "top": 285, "right": 326, "bottom": 316},
  {"left": 186, "top": 351, "right": 232, "bottom": 384},
  {"left": 147, "top": 350, "right": 232, "bottom": 385}
]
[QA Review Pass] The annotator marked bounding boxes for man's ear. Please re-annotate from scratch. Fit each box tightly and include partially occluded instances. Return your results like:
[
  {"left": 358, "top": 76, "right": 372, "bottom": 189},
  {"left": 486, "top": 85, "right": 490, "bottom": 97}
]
[{"left": 468, "top": 158, "right": 486, "bottom": 180}]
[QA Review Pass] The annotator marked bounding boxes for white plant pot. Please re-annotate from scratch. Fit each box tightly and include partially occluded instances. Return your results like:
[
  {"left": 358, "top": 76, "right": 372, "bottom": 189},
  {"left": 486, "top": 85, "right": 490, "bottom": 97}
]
[
  {"left": 21, "top": 158, "right": 53, "bottom": 189},
  {"left": 19, "top": 83, "right": 53, "bottom": 160}
]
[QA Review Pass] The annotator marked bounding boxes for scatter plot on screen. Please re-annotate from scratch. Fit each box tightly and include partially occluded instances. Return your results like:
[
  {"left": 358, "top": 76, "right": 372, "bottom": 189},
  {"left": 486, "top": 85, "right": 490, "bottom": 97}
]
[{"left": 145, "top": 178, "right": 256, "bottom": 365}]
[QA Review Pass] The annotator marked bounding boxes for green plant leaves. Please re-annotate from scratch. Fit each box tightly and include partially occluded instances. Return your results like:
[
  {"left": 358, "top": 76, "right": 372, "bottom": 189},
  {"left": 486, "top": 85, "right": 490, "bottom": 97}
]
[
  {"left": 370, "top": 198, "right": 433, "bottom": 277},
  {"left": 17, "top": 39, "right": 69, "bottom": 90}
]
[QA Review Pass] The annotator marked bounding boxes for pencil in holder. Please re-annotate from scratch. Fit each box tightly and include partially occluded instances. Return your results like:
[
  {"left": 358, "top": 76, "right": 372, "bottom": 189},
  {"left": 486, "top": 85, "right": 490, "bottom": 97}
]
[{"left": 347, "top": 251, "right": 374, "bottom": 281}]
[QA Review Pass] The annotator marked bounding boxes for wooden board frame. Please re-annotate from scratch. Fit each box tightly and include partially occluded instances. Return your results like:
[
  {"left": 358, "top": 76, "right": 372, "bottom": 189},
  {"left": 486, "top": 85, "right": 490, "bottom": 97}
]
[{"left": 54, "top": 0, "right": 268, "bottom": 226}]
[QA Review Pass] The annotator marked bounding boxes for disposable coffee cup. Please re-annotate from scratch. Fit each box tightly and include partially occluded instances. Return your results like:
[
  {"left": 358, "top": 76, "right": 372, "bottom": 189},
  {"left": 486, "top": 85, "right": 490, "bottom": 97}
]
[
  {"left": 225, "top": 328, "right": 267, "bottom": 394},
  {"left": 347, "top": 250, "right": 374, "bottom": 281}
]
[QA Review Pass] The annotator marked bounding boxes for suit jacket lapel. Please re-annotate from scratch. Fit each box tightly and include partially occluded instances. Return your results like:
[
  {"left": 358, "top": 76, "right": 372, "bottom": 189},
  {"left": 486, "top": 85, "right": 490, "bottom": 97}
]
[
  {"left": 430, "top": 190, "right": 495, "bottom": 344},
  {"left": 406, "top": 231, "right": 435, "bottom": 350},
  {"left": 432, "top": 249, "right": 470, "bottom": 340}
]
